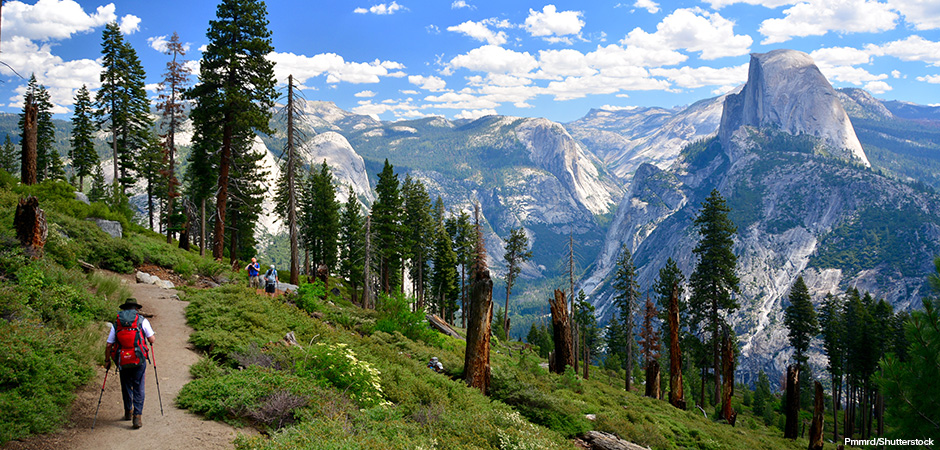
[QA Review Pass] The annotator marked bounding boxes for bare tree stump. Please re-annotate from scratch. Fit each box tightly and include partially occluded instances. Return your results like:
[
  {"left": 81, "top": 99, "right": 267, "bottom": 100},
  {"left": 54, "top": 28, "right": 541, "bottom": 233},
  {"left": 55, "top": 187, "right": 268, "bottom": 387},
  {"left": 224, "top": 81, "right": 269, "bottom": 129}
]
[
  {"left": 549, "top": 289, "right": 574, "bottom": 374},
  {"left": 14, "top": 196, "right": 47, "bottom": 259},
  {"left": 785, "top": 365, "right": 800, "bottom": 439},
  {"left": 668, "top": 284, "right": 685, "bottom": 410},
  {"left": 21, "top": 95, "right": 38, "bottom": 185},
  {"left": 464, "top": 269, "right": 493, "bottom": 394},
  {"left": 645, "top": 360, "right": 661, "bottom": 399},
  {"left": 809, "top": 381, "right": 824, "bottom": 450},
  {"left": 721, "top": 333, "right": 736, "bottom": 425}
]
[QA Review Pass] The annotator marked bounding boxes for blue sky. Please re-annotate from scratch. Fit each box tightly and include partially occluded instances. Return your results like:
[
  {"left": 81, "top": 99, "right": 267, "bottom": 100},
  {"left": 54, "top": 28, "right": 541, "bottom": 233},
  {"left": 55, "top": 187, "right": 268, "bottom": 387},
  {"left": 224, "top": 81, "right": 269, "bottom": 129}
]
[{"left": 2, "top": 0, "right": 939, "bottom": 123}]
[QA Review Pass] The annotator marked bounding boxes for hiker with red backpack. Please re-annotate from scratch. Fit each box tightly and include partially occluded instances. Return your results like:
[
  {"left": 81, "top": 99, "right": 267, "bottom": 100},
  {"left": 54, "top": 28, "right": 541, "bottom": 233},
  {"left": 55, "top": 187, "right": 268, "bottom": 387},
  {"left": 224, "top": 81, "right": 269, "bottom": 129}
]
[{"left": 105, "top": 298, "right": 156, "bottom": 429}]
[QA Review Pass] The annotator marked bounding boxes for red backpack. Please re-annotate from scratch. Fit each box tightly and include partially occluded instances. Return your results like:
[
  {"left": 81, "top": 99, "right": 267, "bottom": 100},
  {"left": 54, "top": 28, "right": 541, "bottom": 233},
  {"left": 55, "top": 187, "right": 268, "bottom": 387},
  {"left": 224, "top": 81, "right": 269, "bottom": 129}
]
[{"left": 112, "top": 309, "right": 150, "bottom": 369}]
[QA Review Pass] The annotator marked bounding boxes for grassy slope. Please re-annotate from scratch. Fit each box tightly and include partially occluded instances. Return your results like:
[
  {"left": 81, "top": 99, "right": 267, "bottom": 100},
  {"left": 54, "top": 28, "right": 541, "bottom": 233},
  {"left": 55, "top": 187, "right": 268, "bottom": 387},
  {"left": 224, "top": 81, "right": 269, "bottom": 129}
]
[{"left": 177, "top": 279, "right": 828, "bottom": 450}]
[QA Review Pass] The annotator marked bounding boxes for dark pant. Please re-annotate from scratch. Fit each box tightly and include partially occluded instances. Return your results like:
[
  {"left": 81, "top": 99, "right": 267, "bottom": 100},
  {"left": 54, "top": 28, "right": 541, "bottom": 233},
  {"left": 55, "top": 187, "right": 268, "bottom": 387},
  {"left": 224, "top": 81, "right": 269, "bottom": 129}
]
[{"left": 120, "top": 364, "right": 147, "bottom": 415}]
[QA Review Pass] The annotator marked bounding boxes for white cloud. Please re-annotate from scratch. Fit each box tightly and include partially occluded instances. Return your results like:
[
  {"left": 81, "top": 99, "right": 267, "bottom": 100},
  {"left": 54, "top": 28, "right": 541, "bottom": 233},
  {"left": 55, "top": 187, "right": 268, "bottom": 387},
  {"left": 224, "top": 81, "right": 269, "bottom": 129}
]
[
  {"left": 809, "top": 46, "right": 871, "bottom": 66},
  {"left": 759, "top": 0, "right": 898, "bottom": 45},
  {"left": 866, "top": 35, "right": 940, "bottom": 66},
  {"left": 634, "top": 0, "right": 660, "bottom": 14},
  {"left": 599, "top": 104, "right": 638, "bottom": 111},
  {"left": 818, "top": 65, "right": 887, "bottom": 85},
  {"left": 447, "top": 45, "right": 539, "bottom": 75},
  {"left": 147, "top": 35, "right": 192, "bottom": 53},
  {"left": 585, "top": 44, "right": 687, "bottom": 69},
  {"left": 621, "top": 8, "right": 752, "bottom": 60},
  {"left": 451, "top": 0, "right": 474, "bottom": 9},
  {"left": 891, "top": 70, "right": 902, "bottom": 78},
  {"left": 542, "top": 72, "right": 670, "bottom": 100},
  {"left": 118, "top": 14, "right": 141, "bottom": 35},
  {"left": 447, "top": 20, "right": 507, "bottom": 45},
  {"left": 426, "top": 24, "right": 441, "bottom": 34},
  {"left": 649, "top": 63, "right": 748, "bottom": 89},
  {"left": 423, "top": 92, "right": 500, "bottom": 109},
  {"left": 888, "top": 0, "right": 940, "bottom": 30},
  {"left": 1, "top": 36, "right": 101, "bottom": 111},
  {"left": 524, "top": 5, "right": 584, "bottom": 38},
  {"left": 354, "top": 2, "right": 405, "bottom": 15},
  {"left": 864, "top": 80, "right": 892, "bottom": 93},
  {"left": 703, "top": 0, "right": 795, "bottom": 8},
  {"left": 917, "top": 74, "right": 940, "bottom": 83},
  {"left": 401, "top": 89, "right": 420, "bottom": 94},
  {"left": 0, "top": 0, "right": 116, "bottom": 41},
  {"left": 409, "top": 75, "right": 447, "bottom": 91},
  {"left": 145, "top": 83, "right": 161, "bottom": 93},
  {"left": 455, "top": 109, "right": 497, "bottom": 120},
  {"left": 354, "top": 90, "right": 377, "bottom": 98},
  {"left": 268, "top": 52, "right": 406, "bottom": 84},
  {"left": 537, "top": 49, "right": 596, "bottom": 77}
]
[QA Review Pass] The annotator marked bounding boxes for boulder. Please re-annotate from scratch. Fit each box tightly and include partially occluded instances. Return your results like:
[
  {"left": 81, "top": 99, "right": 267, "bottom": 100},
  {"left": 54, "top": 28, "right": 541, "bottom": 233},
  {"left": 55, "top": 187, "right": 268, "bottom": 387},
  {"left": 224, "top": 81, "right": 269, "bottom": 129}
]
[
  {"left": 155, "top": 279, "right": 175, "bottom": 290},
  {"left": 279, "top": 282, "right": 299, "bottom": 293},
  {"left": 89, "top": 218, "right": 123, "bottom": 238},
  {"left": 75, "top": 192, "right": 90, "bottom": 205},
  {"left": 582, "top": 431, "right": 651, "bottom": 450},
  {"left": 136, "top": 271, "right": 156, "bottom": 285}
]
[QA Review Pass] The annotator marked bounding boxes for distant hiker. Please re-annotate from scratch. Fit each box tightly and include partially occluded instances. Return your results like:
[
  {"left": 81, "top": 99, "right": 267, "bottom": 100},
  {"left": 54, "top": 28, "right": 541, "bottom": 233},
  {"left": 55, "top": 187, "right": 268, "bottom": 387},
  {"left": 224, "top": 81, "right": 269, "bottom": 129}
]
[
  {"left": 105, "top": 298, "right": 155, "bottom": 429},
  {"left": 428, "top": 356, "right": 444, "bottom": 373},
  {"left": 246, "top": 257, "right": 261, "bottom": 288},
  {"left": 264, "top": 264, "right": 279, "bottom": 297}
]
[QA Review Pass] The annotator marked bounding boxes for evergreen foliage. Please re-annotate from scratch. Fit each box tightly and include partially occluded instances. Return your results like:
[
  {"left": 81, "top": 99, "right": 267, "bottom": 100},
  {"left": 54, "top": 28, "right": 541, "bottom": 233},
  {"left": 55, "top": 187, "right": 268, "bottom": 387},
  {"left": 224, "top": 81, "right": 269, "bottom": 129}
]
[
  {"left": 1, "top": 134, "right": 18, "bottom": 175},
  {"left": 573, "top": 290, "right": 601, "bottom": 363},
  {"left": 502, "top": 227, "right": 532, "bottom": 337},
  {"left": 338, "top": 186, "right": 365, "bottom": 304},
  {"left": 445, "top": 208, "right": 475, "bottom": 327},
  {"left": 299, "top": 161, "right": 340, "bottom": 270},
  {"left": 69, "top": 85, "right": 98, "bottom": 191},
  {"left": 137, "top": 133, "right": 169, "bottom": 231},
  {"left": 155, "top": 31, "right": 190, "bottom": 241},
  {"left": 401, "top": 175, "right": 434, "bottom": 306},
  {"left": 371, "top": 159, "right": 403, "bottom": 293},
  {"left": 431, "top": 215, "right": 459, "bottom": 323},
  {"left": 186, "top": 0, "right": 276, "bottom": 260},
  {"left": 612, "top": 244, "right": 640, "bottom": 391},
  {"left": 19, "top": 75, "right": 63, "bottom": 182},
  {"left": 783, "top": 276, "right": 817, "bottom": 367}
]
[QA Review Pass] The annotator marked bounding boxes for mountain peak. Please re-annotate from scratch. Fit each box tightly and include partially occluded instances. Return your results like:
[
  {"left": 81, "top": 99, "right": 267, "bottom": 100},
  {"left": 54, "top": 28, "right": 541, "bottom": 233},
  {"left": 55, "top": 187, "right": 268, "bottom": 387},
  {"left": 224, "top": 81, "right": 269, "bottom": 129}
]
[{"left": 719, "top": 49, "right": 869, "bottom": 166}]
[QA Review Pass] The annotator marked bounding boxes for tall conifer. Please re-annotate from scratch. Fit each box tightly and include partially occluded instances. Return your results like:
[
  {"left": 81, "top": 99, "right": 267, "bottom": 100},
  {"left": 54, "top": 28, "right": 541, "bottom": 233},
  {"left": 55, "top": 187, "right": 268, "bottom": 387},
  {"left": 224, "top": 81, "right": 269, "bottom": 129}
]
[
  {"left": 612, "top": 244, "right": 640, "bottom": 391},
  {"left": 70, "top": 85, "right": 98, "bottom": 191},
  {"left": 371, "top": 159, "right": 403, "bottom": 293}
]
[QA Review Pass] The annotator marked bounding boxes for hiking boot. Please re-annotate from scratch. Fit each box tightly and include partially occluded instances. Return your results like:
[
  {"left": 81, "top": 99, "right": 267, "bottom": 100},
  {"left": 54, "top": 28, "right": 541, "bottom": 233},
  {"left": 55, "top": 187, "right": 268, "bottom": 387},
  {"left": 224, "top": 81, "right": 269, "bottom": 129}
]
[
  {"left": 124, "top": 410, "right": 132, "bottom": 421},
  {"left": 132, "top": 414, "right": 141, "bottom": 429}
]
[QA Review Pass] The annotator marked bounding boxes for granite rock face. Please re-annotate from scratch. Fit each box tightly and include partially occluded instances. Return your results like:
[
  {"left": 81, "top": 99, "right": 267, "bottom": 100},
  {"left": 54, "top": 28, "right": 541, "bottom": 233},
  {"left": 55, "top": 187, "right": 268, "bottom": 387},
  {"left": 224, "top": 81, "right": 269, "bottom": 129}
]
[{"left": 719, "top": 49, "right": 869, "bottom": 166}]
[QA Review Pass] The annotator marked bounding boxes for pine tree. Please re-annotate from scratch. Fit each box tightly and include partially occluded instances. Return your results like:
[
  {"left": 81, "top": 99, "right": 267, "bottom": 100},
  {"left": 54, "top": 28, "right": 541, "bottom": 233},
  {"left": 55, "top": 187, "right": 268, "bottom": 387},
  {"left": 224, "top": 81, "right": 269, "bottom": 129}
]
[
  {"left": 401, "top": 175, "right": 434, "bottom": 307},
  {"left": 224, "top": 136, "right": 268, "bottom": 262},
  {"left": 819, "top": 292, "right": 846, "bottom": 442},
  {"left": 612, "top": 244, "right": 640, "bottom": 392},
  {"left": 446, "top": 209, "right": 475, "bottom": 327},
  {"left": 19, "top": 75, "right": 61, "bottom": 182},
  {"left": 653, "top": 258, "right": 686, "bottom": 385},
  {"left": 639, "top": 295, "right": 661, "bottom": 371},
  {"left": 573, "top": 290, "right": 600, "bottom": 378},
  {"left": 371, "top": 159, "right": 403, "bottom": 293},
  {"left": 298, "top": 161, "right": 339, "bottom": 271},
  {"left": 431, "top": 221, "right": 459, "bottom": 322},
  {"left": 502, "top": 227, "right": 532, "bottom": 338},
  {"left": 689, "top": 188, "right": 740, "bottom": 405},
  {"left": 186, "top": 0, "right": 276, "bottom": 261},
  {"left": 155, "top": 31, "right": 190, "bottom": 242},
  {"left": 0, "top": 134, "right": 18, "bottom": 175},
  {"left": 88, "top": 165, "right": 108, "bottom": 203},
  {"left": 339, "top": 186, "right": 364, "bottom": 304},
  {"left": 784, "top": 276, "right": 817, "bottom": 367},
  {"left": 137, "top": 133, "right": 168, "bottom": 230},
  {"left": 70, "top": 85, "right": 98, "bottom": 191}
]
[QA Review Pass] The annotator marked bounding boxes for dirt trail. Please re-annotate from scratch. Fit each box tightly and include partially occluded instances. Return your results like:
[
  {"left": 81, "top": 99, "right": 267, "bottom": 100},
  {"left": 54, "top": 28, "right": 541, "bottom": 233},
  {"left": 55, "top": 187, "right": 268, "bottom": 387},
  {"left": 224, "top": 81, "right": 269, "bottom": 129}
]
[{"left": 5, "top": 273, "right": 241, "bottom": 450}]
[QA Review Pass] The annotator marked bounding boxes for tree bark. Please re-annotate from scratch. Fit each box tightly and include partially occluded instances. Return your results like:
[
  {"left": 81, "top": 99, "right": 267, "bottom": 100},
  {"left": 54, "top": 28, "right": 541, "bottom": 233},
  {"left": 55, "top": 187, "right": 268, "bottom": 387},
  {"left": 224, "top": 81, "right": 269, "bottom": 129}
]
[
  {"left": 363, "top": 216, "right": 372, "bottom": 309},
  {"left": 645, "top": 360, "right": 661, "bottom": 399},
  {"left": 464, "top": 269, "right": 493, "bottom": 394},
  {"left": 549, "top": 289, "right": 574, "bottom": 374},
  {"left": 785, "top": 365, "right": 800, "bottom": 439},
  {"left": 14, "top": 196, "right": 46, "bottom": 259},
  {"left": 21, "top": 96, "right": 38, "bottom": 185},
  {"left": 721, "top": 333, "right": 736, "bottom": 425},
  {"left": 809, "top": 381, "right": 824, "bottom": 450},
  {"left": 668, "top": 284, "right": 685, "bottom": 410}
]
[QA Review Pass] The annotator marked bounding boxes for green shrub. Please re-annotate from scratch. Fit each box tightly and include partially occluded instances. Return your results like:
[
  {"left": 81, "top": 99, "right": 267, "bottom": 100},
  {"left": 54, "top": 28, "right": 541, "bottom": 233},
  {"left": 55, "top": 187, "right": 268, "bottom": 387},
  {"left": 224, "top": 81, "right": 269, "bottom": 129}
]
[
  {"left": 292, "top": 343, "right": 387, "bottom": 407},
  {"left": 374, "top": 292, "right": 443, "bottom": 347}
]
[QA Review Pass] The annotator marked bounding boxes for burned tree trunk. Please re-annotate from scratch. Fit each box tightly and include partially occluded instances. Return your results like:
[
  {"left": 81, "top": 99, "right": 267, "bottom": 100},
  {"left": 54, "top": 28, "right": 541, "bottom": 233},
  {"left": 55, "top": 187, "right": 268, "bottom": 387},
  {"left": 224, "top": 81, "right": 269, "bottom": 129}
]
[
  {"left": 668, "top": 284, "right": 685, "bottom": 409},
  {"left": 549, "top": 289, "right": 574, "bottom": 374},
  {"left": 645, "top": 360, "right": 661, "bottom": 399},
  {"left": 15, "top": 196, "right": 47, "bottom": 259},
  {"left": 785, "top": 365, "right": 800, "bottom": 439},
  {"left": 21, "top": 95, "right": 38, "bottom": 185},
  {"left": 809, "top": 381, "right": 824, "bottom": 450},
  {"left": 721, "top": 333, "right": 736, "bottom": 426},
  {"left": 464, "top": 269, "right": 493, "bottom": 394}
]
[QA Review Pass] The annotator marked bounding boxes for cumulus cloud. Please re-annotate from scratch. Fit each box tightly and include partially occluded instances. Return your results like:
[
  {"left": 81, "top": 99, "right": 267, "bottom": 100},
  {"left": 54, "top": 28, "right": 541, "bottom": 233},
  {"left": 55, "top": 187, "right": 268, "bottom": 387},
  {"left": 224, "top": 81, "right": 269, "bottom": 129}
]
[
  {"left": 354, "top": 90, "right": 377, "bottom": 97},
  {"left": 818, "top": 65, "right": 888, "bottom": 85},
  {"left": 866, "top": 35, "right": 940, "bottom": 66},
  {"left": 864, "top": 80, "right": 892, "bottom": 93},
  {"left": 891, "top": 70, "right": 903, "bottom": 78},
  {"left": 649, "top": 63, "right": 748, "bottom": 89},
  {"left": 451, "top": 0, "right": 474, "bottom": 9},
  {"left": 537, "top": 49, "right": 596, "bottom": 77},
  {"left": 524, "top": 5, "right": 584, "bottom": 39},
  {"left": 809, "top": 46, "right": 872, "bottom": 66},
  {"left": 0, "top": 0, "right": 116, "bottom": 41},
  {"left": 119, "top": 14, "right": 141, "bottom": 34},
  {"left": 702, "top": 0, "right": 794, "bottom": 8},
  {"left": 917, "top": 74, "right": 940, "bottom": 83},
  {"left": 759, "top": 0, "right": 898, "bottom": 45},
  {"left": 1, "top": 36, "right": 101, "bottom": 111},
  {"left": 634, "top": 0, "right": 660, "bottom": 14},
  {"left": 455, "top": 109, "right": 497, "bottom": 120},
  {"left": 268, "top": 52, "right": 406, "bottom": 84},
  {"left": 447, "top": 45, "right": 539, "bottom": 75},
  {"left": 621, "top": 8, "right": 752, "bottom": 60},
  {"left": 447, "top": 20, "right": 507, "bottom": 45},
  {"left": 888, "top": 0, "right": 940, "bottom": 30},
  {"left": 354, "top": 2, "right": 405, "bottom": 15},
  {"left": 408, "top": 75, "right": 447, "bottom": 91},
  {"left": 147, "top": 35, "right": 192, "bottom": 53}
]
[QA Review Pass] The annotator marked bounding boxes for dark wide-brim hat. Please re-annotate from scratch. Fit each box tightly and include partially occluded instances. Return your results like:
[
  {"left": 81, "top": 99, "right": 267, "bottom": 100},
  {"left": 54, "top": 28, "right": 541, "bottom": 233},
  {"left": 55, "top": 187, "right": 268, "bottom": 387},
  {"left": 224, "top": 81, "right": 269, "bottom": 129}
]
[{"left": 120, "top": 298, "right": 143, "bottom": 310}]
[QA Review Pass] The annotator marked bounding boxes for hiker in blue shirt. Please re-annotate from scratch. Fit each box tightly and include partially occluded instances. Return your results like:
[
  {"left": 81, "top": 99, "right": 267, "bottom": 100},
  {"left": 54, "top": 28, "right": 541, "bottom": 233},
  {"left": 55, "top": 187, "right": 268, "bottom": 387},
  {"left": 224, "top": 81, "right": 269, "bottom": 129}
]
[
  {"left": 245, "top": 257, "right": 261, "bottom": 288},
  {"left": 264, "top": 265, "right": 279, "bottom": 297}
]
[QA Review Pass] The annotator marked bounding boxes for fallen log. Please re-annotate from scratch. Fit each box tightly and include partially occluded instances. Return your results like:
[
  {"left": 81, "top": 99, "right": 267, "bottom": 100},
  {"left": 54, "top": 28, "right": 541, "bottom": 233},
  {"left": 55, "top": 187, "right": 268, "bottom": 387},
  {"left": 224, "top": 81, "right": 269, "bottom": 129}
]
[{"left": 427, "top": 314, "right": 464, "bottom": 340}]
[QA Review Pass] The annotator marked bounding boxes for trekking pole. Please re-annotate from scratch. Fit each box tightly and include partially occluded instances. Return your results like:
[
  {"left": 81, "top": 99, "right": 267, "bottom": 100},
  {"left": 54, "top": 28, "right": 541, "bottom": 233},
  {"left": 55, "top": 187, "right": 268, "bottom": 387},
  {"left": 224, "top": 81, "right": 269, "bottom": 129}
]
[
  {"left": 148, "top": 346, "right": 165, "bottom": 416},
  {"left": 91, "top": 365, "right": 111, "bottom": 429}
]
